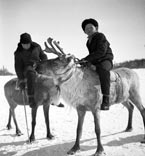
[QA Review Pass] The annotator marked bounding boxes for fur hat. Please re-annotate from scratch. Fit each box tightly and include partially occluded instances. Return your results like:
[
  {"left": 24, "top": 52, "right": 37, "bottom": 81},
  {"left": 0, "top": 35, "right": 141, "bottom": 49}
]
[
  {"left": 81, "top": 18, "right": 98, "bottom": 31},
  {"left": 20, "top": 33, "right": 32, "bottom": 44}
]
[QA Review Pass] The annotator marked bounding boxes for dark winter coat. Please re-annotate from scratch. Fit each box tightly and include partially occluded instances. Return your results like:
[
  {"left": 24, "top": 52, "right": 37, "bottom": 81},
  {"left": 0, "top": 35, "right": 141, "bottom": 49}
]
[
  {"left": 14, "top": 42, "right": 47, "bottom": 80},
  {"left": 84, "top": 32, "right": 114, "bottom": 65}
]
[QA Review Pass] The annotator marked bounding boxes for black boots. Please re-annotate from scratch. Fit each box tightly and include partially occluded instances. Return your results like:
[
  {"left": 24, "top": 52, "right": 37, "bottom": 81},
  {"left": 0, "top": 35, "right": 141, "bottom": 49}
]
[
  {"left": 101, "top": 95, "right": 110, "bottom": 110},
  {"left": 28, "top": 95, "right": 36, "bottom": 108}
]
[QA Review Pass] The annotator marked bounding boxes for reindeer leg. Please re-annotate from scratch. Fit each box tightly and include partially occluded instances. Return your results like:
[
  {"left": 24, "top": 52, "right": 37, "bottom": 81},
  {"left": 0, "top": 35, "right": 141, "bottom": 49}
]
[
  {"left": 122, "top": 101, "right": 134, "bottom": 132},
  {"left": 93, "top": 109, "right": 105, "bottom": 156},
  {"left": 29, "top": 106, "right": 38, "bottom": 142},
  {"left": 67, "top": 106, "right": 86, "bottom": 155},
  {"left": 129, "top": 92, "right": 145, "bottom": 142},
  {"left": 10, "top": 108, "right": 23, "bottom": 136},
  {"left": 43, "top": 103, "right": 54, "bottom": 139},
  {"left": 7, "top": 108, "right": 12, "bottom": 130}
]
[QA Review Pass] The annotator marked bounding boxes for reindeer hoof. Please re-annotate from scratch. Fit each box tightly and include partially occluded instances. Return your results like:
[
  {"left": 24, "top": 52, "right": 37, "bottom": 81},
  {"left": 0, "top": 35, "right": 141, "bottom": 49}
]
[
  {"left": 7, "top": 124, "right": 12, "bottom": 130},
  {"left": 57, "top": 103, "right": 64, "bottom": 107},
  {"left": 16, "top": 131, "right": 23, "bottom": 136},
  {"left": 67, "top": 146, "right": 80, "bottom": 155},
  {"left": 94, "top": 151, "right": 106, "bottom": 156},
  {"left": 125, "top": 127, "right": 133, "bottom": 132},
  {"left": 29, "top": 136, "right": 35, "bottom": 143},
  {"left": 47, "top": 134, "right": 54, "bottom": 140}
]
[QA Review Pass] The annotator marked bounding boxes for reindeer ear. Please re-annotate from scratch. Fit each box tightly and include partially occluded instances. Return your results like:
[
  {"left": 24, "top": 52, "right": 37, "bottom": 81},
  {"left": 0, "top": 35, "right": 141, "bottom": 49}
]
[{"left": 59, "top": 55, "right": 65, "bottom": 61}]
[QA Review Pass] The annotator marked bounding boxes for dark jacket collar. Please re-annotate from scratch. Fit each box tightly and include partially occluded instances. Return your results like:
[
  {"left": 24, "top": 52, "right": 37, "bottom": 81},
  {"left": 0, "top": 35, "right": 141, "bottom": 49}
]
[{"left": 15, "top": 42, "right": 39, "bottom": 53}]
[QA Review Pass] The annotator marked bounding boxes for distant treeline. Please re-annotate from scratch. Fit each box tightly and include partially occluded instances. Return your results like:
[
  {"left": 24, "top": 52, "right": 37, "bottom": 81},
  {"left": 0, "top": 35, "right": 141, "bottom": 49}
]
[
  {"left": 114, "top": 59, "right": 145, "bottom": 69},
  {"left": 0, "top": 66, "right": 14, "bottom": 76}
]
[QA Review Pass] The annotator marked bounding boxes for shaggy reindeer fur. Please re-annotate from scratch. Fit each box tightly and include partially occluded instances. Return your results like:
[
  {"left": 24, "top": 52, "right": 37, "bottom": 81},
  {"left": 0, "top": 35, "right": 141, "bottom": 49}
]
[{"left": 38, "top": 56, "right": 145, "bottom": 156}]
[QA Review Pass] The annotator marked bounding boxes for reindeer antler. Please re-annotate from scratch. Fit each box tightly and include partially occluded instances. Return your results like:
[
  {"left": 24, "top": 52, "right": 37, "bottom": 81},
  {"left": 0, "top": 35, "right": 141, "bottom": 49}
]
[
  {"left": 53, "top": 40, "right": 65, "bottom": 55},
  {"left": 43, "top": 37, "right": 62, "bottom": 56},
  {"left": 47, "top": 38, "right": 58, "bottom": 53}
]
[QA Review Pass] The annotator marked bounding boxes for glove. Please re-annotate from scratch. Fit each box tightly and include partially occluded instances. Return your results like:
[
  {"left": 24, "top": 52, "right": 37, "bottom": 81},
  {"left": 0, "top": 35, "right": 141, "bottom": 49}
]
[
  {"left": 79, "top": 58, "right": 88, "bottom": 66},
  {"left": 19, "top": 81, "right": 25, "bottom": 90}
]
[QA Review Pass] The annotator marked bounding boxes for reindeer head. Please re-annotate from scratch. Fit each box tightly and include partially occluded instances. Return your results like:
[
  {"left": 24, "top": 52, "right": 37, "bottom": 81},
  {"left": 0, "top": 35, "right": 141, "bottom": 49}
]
[{"left": 38, "top": 38, "right": 76, "bottom": 83}]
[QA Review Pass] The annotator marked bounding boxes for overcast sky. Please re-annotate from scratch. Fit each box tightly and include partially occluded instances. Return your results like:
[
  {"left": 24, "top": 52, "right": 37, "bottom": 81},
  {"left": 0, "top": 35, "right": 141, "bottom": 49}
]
[{"left": 0, "top": 0, "right": 145, "bottom": 73}]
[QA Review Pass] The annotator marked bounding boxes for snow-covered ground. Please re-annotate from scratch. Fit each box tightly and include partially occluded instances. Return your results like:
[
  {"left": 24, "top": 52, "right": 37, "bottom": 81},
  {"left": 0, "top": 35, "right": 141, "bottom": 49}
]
[{"left": 0, "top": 69, "right": 145, "bottom": 156}]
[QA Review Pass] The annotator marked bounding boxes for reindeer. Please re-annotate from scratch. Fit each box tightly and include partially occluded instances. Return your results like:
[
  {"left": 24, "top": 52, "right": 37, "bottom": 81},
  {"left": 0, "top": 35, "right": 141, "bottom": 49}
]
[
  {"left": 4, "top": 73, "right": 61, "bottom": 141},
  {"left": 37, "top": 38, "right": 145, "bottom": 156}
]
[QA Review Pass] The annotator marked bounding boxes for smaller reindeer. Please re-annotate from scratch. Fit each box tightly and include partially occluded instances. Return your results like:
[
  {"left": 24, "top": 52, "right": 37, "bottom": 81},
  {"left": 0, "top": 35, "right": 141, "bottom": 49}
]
[
  {"left": 4, "top": 74, "right": 61, "bottom": 141},
  {"left": 38, "top": 38, "right": 145, "bottom": 156}
]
